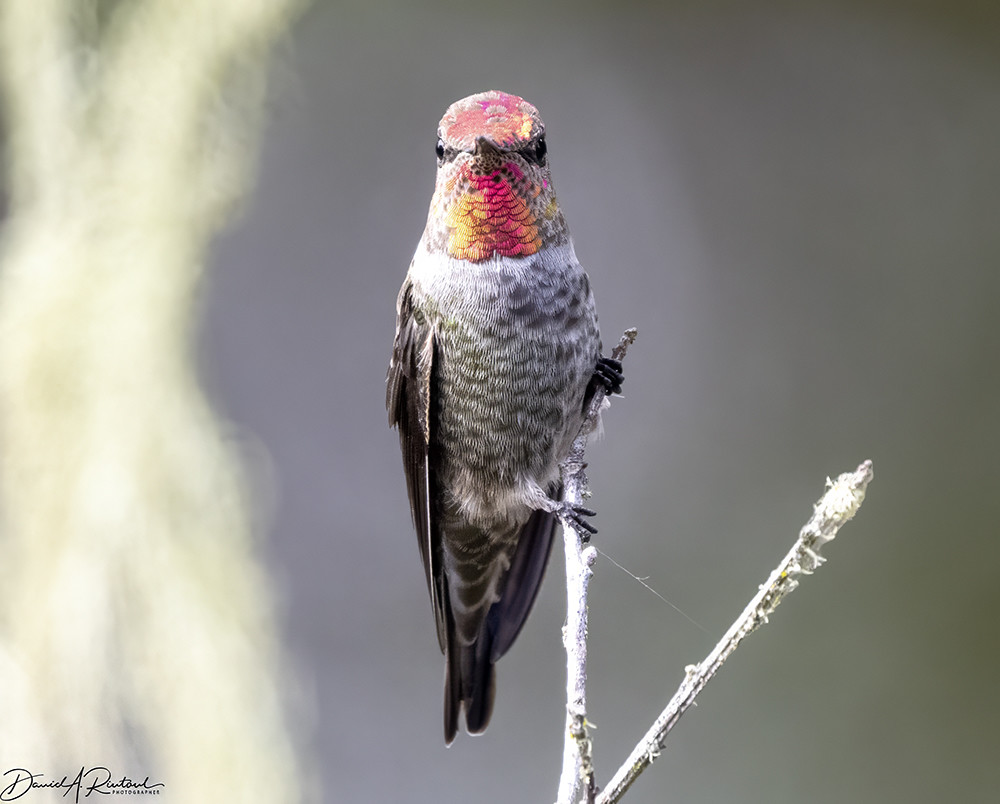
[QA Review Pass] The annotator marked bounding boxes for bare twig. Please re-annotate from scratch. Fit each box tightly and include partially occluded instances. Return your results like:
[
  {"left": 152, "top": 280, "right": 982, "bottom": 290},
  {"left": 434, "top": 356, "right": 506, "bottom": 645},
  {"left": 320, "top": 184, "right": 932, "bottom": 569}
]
[
  {"left": 556, "top": 329, "right": 637, "bottom": 804},
  {"left": 596, "top": 459, "right": 875, "bottom": 804}
]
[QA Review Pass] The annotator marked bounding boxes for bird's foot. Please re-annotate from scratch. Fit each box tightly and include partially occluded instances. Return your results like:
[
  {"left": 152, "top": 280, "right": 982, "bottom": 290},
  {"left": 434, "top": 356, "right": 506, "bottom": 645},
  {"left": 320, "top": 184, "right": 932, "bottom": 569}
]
[
  {"left": 560, "top": 502, "right": 598, "bottom": 542},
  {"left": 593, "top": 356, "right": 624, "bottom": 395}
]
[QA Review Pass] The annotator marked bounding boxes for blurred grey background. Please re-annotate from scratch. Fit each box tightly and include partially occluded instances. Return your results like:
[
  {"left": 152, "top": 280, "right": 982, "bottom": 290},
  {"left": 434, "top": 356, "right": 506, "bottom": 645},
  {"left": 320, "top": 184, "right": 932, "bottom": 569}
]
[{"left": 201, "top": 1, "right": 1000, "bottom": 801}]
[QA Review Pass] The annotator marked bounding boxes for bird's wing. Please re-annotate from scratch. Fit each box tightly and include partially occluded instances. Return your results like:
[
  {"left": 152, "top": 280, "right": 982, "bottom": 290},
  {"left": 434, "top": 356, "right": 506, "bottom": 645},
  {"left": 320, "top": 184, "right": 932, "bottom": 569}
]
[
  {"left": 487, "top": 494, "right": 559, "bottom": 661},
  {"left": 387, "top": 278, "right": 446, "bottom": 651}
]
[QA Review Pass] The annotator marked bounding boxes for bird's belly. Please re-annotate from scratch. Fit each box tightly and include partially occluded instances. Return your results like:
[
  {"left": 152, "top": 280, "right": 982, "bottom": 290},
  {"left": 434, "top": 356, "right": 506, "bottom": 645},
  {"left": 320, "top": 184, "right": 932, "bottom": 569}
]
[{"left": 434, "top": 322, "right": 589, "bottom": 530}]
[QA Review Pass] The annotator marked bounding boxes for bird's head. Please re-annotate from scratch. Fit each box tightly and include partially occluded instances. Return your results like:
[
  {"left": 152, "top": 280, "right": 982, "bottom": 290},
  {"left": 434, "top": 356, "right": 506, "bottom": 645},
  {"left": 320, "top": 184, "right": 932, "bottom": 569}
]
[{"left": 424, "top": 91, "right": 568, "bottom": 262}]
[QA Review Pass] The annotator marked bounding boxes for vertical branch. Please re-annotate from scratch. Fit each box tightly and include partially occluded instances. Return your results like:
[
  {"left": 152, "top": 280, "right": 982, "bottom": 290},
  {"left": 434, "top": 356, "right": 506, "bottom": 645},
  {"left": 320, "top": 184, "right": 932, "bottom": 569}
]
[
  {"left": 556, "top": 330, "right": 637, "bottom": 804},
  {"left": 556, "top": 520, "right": 598, "bottom": 804}
]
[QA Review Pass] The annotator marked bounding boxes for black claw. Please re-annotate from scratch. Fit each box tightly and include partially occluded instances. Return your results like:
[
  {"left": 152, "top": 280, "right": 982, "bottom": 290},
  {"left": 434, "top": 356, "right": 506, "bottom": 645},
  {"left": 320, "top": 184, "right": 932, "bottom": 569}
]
[
  {"left": 594, "top": 356, "right": 624, "bottom": 395},
  {"left": 563, "top": 503, "right": 598, "bottom": 540}
]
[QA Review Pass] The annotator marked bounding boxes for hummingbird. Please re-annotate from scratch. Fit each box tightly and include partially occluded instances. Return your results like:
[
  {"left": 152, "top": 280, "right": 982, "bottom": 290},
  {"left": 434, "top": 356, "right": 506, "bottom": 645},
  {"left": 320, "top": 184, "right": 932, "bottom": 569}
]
[{"left": 387, "top": 90, "right": 622, "bottom": 744}]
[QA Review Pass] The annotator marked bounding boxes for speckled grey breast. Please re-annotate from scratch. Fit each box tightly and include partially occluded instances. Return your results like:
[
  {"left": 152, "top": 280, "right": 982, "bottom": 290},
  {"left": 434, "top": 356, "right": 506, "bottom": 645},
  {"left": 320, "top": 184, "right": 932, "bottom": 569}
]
[{"left": 408, "top": 240, "right": 601, "bottom": 532}]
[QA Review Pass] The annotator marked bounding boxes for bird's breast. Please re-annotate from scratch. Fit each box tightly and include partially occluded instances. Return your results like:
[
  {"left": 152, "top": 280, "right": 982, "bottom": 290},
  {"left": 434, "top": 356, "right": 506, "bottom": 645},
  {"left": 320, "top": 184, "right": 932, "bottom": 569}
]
[{"left": 409, "top": 243, "right": 600, "bottom": 529}]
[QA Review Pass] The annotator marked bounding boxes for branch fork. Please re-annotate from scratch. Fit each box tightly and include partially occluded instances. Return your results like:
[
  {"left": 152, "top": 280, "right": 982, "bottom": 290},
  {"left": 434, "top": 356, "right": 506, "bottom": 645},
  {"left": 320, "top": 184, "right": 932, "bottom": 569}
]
[{"left": 552, "top": 326, "right": 874, "bottom": 804}]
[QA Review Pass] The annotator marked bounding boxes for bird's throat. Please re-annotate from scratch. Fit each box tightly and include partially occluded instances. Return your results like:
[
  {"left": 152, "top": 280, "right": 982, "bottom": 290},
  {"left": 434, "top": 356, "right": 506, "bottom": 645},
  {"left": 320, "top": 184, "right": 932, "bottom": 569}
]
[{"left": 443, "top": 164, "right": 543, "bottom": 262}]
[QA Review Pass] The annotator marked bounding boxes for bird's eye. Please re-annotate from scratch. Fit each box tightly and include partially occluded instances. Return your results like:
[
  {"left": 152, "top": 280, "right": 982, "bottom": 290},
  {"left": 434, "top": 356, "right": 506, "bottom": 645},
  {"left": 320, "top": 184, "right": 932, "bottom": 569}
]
[
  {"left": 435, "top": 138, "right": 446, "bottom": 161},
  {"left": 535, "top": 136, "right": 547, "bottom": 162},
  {"left": 522, "top": 135, "right": 546, "bottom": 166}
]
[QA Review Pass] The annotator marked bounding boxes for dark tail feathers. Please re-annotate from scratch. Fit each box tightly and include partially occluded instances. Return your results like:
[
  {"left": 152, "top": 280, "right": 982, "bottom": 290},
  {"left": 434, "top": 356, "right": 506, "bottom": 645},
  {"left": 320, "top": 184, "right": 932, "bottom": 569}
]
[{"left": 442, "top": 505, "right": 558, "bottom": 744}]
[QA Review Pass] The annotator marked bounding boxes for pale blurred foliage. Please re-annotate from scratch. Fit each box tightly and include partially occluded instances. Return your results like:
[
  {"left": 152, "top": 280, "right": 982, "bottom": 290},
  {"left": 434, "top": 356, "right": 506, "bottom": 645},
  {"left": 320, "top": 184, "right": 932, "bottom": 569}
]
[{"left": 0, "top": 1, "right": 310, "bottom": 801}]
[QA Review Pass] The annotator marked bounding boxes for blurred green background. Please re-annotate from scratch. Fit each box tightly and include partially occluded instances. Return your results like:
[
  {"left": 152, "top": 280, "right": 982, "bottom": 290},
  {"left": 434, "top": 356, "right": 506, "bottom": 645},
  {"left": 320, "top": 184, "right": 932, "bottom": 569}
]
[{"left": 200, "top": 1, "right": 1000, "bottom": 801}]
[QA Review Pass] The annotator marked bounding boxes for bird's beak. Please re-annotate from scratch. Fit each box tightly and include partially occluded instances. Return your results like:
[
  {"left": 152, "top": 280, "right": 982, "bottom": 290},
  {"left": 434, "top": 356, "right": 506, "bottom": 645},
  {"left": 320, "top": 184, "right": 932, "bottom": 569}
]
[{"left": 473, "top": 136, "right": 501, "bottom": 159}]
